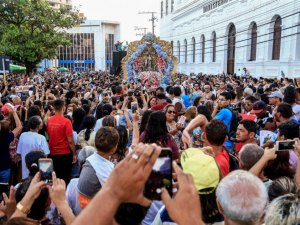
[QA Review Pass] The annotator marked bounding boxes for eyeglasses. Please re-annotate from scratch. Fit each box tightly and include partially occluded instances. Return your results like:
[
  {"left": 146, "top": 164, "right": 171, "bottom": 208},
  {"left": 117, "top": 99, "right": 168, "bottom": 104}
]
[{"left": 167, "top": 110, "right": 176, "bottom": 114}]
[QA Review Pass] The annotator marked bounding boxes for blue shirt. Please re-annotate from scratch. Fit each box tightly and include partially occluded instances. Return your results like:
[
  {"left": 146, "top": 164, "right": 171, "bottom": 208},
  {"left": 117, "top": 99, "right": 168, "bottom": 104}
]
[
  {"left": 215, "top": 108, "right": 233, "bottom": 148},
  {"left": 181, "top": 94, "right": 192, "bottom": 109}
]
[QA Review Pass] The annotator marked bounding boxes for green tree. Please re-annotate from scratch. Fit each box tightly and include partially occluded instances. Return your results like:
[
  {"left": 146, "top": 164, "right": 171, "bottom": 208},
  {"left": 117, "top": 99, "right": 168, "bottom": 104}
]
[{"left": 0, "top": 0, "right": 82, "bottom": 73}]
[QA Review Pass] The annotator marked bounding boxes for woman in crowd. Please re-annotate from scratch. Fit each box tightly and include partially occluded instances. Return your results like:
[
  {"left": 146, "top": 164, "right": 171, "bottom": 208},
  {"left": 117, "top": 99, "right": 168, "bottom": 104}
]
[
  {"left": 164, "top": 104, "right": 183, "bottom": 150},
  {"left": 140, "top": 111, "right": 179, "bottom": 159},
  {"left": 76, "top": 116, "right": 96, "bottom": 149},
  {"left": 147, "top": 96, "right": 157, "bottom": 110}
]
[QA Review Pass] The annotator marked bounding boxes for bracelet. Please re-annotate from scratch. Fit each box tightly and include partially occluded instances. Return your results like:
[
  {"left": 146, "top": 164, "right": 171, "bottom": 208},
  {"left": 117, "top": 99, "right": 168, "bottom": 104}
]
[{"left": 16, "top": 202, "right": 31, "bottom": 215}]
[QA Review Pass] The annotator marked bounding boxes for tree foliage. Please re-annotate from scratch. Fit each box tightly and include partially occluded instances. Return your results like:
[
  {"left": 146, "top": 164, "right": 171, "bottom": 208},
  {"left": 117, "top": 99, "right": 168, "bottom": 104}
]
[{"left": 0, "top": 0, "right": 82, "bottom": 73}]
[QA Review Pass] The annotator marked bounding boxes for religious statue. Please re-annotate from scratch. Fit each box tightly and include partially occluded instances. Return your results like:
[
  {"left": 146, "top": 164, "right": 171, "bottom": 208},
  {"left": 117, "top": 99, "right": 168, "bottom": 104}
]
[{"left": 145, "top": 55, "right": 153, "bottom": 71}]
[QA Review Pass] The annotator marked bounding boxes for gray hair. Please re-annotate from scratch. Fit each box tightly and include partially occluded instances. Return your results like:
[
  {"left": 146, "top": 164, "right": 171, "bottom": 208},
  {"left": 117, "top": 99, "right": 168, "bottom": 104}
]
[
  {"left": 216, "top": 170, "right": 268, "bottom": 224},
  {"left": 239, "top": 144, "right": 264, "bottom": 171},
  {"left": 265, "top": 193, "right": 300, "bottom": 225}
]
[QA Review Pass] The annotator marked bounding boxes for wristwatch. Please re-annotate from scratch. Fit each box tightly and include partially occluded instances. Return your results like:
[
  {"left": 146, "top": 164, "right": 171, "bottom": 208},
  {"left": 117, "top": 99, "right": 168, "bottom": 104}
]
[{"left": 16, "top": 203, "right": 31, "bottom": 215}]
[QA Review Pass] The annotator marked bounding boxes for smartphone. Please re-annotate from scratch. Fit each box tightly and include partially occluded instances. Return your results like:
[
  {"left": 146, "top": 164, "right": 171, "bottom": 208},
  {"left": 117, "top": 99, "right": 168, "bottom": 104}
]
[
  {"left": 0, "top": 183, "right": 9, "bottom": 203},
  {"left": 178, "top": 116, "right": 186, "bottom": 125},
  {"left": 144, "top": 148, "right": 173, "bottom": 200},
  {"left": 38, "top": 158, "right": 53, "bottom": 183},
  {"left": 131, "top": 102, "right": 138, "bottom": 114},
  {"left": 29, "top": 90, "right": 33, "bottom": 96},
  {"left": 275, "top": 140, "right": 295, "bottom": 151}
]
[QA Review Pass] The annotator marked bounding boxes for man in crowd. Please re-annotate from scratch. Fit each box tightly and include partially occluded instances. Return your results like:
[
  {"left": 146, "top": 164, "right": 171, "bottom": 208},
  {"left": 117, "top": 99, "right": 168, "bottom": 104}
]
[
  {"left": 212, "top": 92, "right": 234, "bottom": 153},
  {"left": 203, "top": 119, "right": 230, "bottom": 176},
  {"left": 46, "top": 99, "right": 77, "bottom": 184},
  {"left": 17, "top": 116, "right": 49, "bottom": 179},
  {"left": 77, "top": 126, "right": 119, "bottom": 208},
  {"left": 235, "top": 120, "right": 257, "bottom": 152},
  {"left": 268, "top": 90, "right": 284, "bottom": 116},
  {"left": 251, "top": 100, "right": 274, "bottom": 130},
  {"left": 216, "top": 170, "right": 268, "bottom": 225},
  {"left": 275, "top": 102, "right": 299, "bottom": 125},
  {"left": 152, "top": 93, "right": 169, "bottom": 111}
]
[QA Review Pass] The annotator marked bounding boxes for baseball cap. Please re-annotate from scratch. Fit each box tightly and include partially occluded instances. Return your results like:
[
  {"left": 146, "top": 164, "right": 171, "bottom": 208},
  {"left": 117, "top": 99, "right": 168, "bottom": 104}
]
[
  {"left": 268, "top": 91, "right": 284, "bottom": 99},
  {"left": 180, "top": 148, "right": 220, "bottom": 194},
  {"left": 243, "top": 87, "right": 253, "bottom": 96},
  {"left": 250, "top": 100, "right": 266, "bottom": 114}
]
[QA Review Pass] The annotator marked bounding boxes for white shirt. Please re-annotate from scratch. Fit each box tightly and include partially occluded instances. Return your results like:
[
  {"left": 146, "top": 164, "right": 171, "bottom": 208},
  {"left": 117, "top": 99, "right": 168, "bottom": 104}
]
[
  {"left": 66, "top": 178, "right": 81, "bottom": 216},
  {"left": 17, "top": 131, "right": 50, "bottom": 179}
]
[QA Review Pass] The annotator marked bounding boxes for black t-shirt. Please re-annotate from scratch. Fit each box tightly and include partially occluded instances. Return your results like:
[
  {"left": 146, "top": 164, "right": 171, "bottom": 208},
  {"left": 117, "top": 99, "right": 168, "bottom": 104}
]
[{"left": 0, "top": 132, "right": 14, "bottom": 171}]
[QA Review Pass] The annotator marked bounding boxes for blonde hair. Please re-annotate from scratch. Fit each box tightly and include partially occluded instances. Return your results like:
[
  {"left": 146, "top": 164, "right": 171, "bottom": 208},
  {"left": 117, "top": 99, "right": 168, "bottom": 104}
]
[
  {"left": 265, "top": 193, "right": 300, "bottom": 225},
  {"left": 185, "top": 106, "right": 197, "bottom": 122}
]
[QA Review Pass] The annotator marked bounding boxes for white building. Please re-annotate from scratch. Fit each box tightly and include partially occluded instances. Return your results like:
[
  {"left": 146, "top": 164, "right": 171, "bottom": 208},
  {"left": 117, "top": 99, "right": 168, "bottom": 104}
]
[
  {"left": 56, "top": 20, "right": 120, "bottom": 72},
  {"left": 48, "top": 0, "right": 72, "bottom": 9},
  {"left": 160, "top": 0, "right": 300, "bottom": 77}
]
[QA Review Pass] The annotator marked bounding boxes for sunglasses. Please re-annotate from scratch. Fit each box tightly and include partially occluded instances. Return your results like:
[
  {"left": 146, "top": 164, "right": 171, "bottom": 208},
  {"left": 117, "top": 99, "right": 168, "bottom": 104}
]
[{"left": 167, "top": 110, "right": 176, "bottom": 114}]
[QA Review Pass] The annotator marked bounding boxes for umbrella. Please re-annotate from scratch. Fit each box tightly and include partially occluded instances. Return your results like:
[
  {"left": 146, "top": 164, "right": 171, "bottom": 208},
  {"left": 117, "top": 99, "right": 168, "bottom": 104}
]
[
  {"left": 10, "top": 64, "right": 26, "bottom": 73},
  {"left": 58, "top": 67, "right": 69, "bottom": 72},
  {"left": 45, "top": 68, "right": 56, "bottom": 71}
]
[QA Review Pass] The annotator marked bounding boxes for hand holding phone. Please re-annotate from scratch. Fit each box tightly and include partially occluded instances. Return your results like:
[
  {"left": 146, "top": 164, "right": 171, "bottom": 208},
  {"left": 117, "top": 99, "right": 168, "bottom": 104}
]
[
  {"left": 131, "top": 102, "right": 138, "bottom": 114},
  {"left": 144, "top": 148, "right": 173, "bottom": 200},
  {"left": 275, "top": 140, "right": 295, "bottom": 151},
  {"left": 38, "top": 158, "right": 53, "bottom": 184}
]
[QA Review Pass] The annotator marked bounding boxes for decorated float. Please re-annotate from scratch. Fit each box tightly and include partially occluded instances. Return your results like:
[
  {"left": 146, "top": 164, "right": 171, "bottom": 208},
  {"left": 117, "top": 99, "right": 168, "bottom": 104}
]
[{"left": 121, "top": 33, "right": 177, "bottom": 86}]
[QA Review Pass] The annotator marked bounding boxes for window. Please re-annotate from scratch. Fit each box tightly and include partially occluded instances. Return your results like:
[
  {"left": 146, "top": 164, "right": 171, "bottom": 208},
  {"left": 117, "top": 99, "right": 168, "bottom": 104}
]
[
  {"left": 177, "top": 41, "right": 180, "bottom": 63},
  {"left": 201, "top": 35, "right": 205, "bottom": 63},
  {"left": 250, "top": 23, "right": 257, "bottom": 61},
  {"left": 192, "top": 37, "right": 195, "bottom": 63},
  {"left": 161, "top": 1, "right": 163, "bottom": 18},
  {"left": 105, "top": 34, "right": 114, "bottom": 71},
  {"left": 184, "top": 39, "right": 187, "bottom": 63},
  {"left": 171, "top": 0, "right": 174, "bottom": 12},
  {"left": 166, "top": 0, "right": 168, "bottom": 15},
  {"left": 212, "top": 32, "right": 216, "bottom": 62},
  {"left": 272, "top": 16, "right": 282, "bottom": 60}
]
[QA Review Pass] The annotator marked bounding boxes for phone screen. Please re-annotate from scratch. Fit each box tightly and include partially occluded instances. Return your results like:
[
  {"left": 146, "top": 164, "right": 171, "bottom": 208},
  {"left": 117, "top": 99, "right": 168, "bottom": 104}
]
[
  {"left": 39, "top": 159, "right": 53, "bottom": 183},
  {"left": 144, "top": 148, "right": 172, "bottom": 200},
  {"left": 0, "top": 183, "right": 9, "bottom": 202},
  {"left": 131, "top": 102, "right": 138, "bottom": 114},
  {"left": 277, "top": 141, "right": 295, "bottom": 151}
]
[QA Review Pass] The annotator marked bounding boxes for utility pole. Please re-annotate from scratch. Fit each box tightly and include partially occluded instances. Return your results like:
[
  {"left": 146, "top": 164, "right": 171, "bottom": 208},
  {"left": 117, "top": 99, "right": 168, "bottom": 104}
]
[
  {"left": 134, "top": 26, "right": 148, "bottom": 37},
  {"left": 138, "top": 11, "right": 158, "bottom": 35}
]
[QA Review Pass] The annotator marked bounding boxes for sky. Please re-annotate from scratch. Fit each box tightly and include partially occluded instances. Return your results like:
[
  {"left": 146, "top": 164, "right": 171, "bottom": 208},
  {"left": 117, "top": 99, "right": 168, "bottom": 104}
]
[{"left": 72, "top": 0, "right": 161, "bottom": 42}]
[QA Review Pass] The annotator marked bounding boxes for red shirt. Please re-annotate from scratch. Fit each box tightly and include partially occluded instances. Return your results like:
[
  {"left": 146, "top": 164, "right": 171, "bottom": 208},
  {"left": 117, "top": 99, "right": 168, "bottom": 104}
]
[
  {"left": 215, "top": 149, "right": 230, "bottom": 177},
  {"left": 47, "top": 115, "right": 73, "bottom": 155}
]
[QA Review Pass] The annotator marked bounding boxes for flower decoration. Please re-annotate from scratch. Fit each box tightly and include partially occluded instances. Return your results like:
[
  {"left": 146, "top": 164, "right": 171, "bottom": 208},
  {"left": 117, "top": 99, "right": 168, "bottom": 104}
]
[{"left": 124, "top": 34, "right": 175, "bottom": 85}]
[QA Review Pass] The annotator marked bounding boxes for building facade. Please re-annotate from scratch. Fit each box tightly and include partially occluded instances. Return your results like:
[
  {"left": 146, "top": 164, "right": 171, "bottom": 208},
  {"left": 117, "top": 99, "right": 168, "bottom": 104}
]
[
  {"left": 160, "top": 0, "right": 300, "bottom": 77},
  {"left": 56, "top": 20, "right": 120, "bottom": 72},
  {"left": 47, "top": 0, "right": 72, "bottom": 9}
]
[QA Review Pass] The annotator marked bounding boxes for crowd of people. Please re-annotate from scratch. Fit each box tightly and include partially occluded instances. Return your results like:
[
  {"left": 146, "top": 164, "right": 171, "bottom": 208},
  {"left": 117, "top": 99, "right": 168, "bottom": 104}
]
[{"left": 0, "top": 70, "right": 300, "bottom": 225}]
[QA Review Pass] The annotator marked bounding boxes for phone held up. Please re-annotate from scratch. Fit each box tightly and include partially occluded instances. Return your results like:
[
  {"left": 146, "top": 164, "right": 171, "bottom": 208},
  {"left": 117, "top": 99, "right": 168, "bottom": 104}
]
[
  {"left": 144, "top": 148, "right": 173, "bottom": 200},
  {"left": 38, "top": 158, "right": 54, "bottom": 184},
  {"left": 131, "top": 102, "right": 138, "bottom": 114},
  {"left": 275, "top": 140, "right": 295, "bottom": 151}
]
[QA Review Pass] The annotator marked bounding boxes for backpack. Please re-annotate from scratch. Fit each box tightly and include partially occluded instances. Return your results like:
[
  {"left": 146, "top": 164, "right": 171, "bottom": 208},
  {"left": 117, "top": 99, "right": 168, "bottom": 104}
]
[
  {"left": 228, "top": 152, "right": 240, "bottom": 171},
  {"left": 227, "top": 107, "right": 242, "bottom": 142}
]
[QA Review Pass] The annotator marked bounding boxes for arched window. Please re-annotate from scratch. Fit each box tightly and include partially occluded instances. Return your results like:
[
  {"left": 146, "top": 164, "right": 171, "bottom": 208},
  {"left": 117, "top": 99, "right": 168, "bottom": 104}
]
[
  {"left": 211, "top": 32, "right": 216, "bottom": 62},
  {"left": 250, "top": 22, "right": 257, "bottom": 61},
  {"left": 192, "top": 37, "right": 196, "bottom": 63},
  {"left": 201, "top": 35, "right": 205, "bottom": 63},
  {"left": 171, "top": 0, "right": 174, "bottom": 12},
  {"left": 166, "top": 0, "right": 168, "bottom": 15},
  {"left": 177, "top": 41, "right": 180, "bottom": 63},
  {"left": 161, "top": 1, "right": 163, "bottom": 18},
  {"left": 272, "top": 16, "right": 282, "bottom": 60},
  {"left": 184, "top": 39, "right": 187, "bottom": 63}
]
